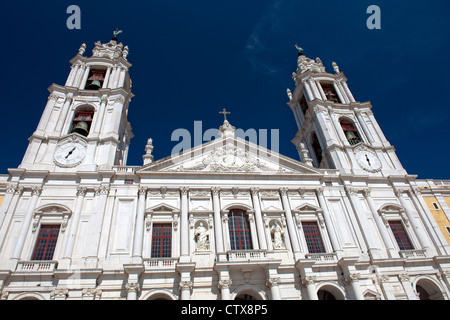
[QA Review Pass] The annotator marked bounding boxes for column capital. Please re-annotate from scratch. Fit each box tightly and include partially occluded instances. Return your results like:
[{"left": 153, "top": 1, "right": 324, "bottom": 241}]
[
  {"left": 180, "top": 186, "right": 190, "bottom": 196},
  {"left": 82, "top": 288, "right": 102, "bottom": 299},
  {"left": 76, "top": 186, "right": 87, "bottom": 196},
  {"left": 345, "top": 273, "right": 361, "bottom": 284},
  {"left": 362, "top": 188, "right": 371, "bottom": 198},
  {"left": 31, "top": 186, "right": 43, "bottom": 196},
  {"left": 50, "top": 288, "right": 69, "bottom": 300},
  {"left": 179, "top": 280, "right": 193, "bottom": 291},
  {"left": 250, "top": 187, "right": 260, "bottom": 196},
  {"left": 279, "top": 187, "right": 289, "bottom": 196},
  {"left": 138, "top": 186, "right": 147, "bottom": 196},
  {"left": 266, "top": 277, "right": 281, "bottom": 288},
  {"left": 95, "top": 185, "right": 110, "bottom": 196},
  {"left": 211, "top": 186, "right": 220, "bottom": 195},
  {"left": 125, "top": 282, "right": 140, "bottom": 293},
  {"left": 301, "top": 276, "right": 317, "bottom": 286},
  {"left": 218, "top": 279, "right": 232, "bottom": 289}
]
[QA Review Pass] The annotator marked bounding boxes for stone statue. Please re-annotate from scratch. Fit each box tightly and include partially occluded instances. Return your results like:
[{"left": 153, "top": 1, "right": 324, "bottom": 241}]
[
  {"left": 286, "top": 88, "right": 293, "bottom": 101},
  {"left": 194, "top": 223, "right": 209, "bottom": 251},
  {"left": 78, "top": 43, "right": 86, "bottom": 56},
  {"left": 271, "top": 223, "right": 285, "bottom": 249},
  {"left": 332, "top": 62, "right": 340, "bottom": 74}
]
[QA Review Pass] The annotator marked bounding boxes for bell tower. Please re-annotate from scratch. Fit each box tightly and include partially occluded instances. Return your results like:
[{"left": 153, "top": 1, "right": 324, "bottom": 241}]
[
  {"left": 287, "top": 48, "right": 406, "bottom": 176},
  {"left": 19, "top": 33, "right": 134, "bottom": 171}
]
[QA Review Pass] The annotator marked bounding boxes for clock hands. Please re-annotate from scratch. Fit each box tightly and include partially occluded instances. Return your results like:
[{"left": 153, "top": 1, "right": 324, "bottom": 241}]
[
  {"left": 65, "top": 147, "right": 76, "bottom": 159},
  {"left": 365, "top": 154, "right": 371, "bottom": 166}
]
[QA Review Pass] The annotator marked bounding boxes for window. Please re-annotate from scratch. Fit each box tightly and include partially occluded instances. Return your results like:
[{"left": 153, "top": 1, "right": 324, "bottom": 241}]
[
  {"left": 445, "top": 226, "right": 450, "bottom": 235},
  {"left": 389, "top": 221, "right": 414, "bottom": 250},
  {"left": 299, "top": 95, "right": 308, "bottom": 115},
  {"left": 340, "top": 119, "right": 362, "bottom": 145},
  {"left": 321, "top": 83, "right": 340, "bottom": 103},
  {"left": 31, "top": 225, "right": 60, "bottom": 260},
  {"left": 229, "top": 209, "right": 253, "bottom": 250},
  {"left": 311, "top": 132, "right": 322, "bottom": 166},
  {"left": 302, "top": 221, "right": 325, "bottom": 253},
  {"left": 151, "top": 223, "right": 172, "bottom": 258},
  {"left": 85, "top": 69, "right": 106, "bottom": 90},
  {"left": 71, "top": 108, "right": 94, "bottom": 137},
  {"left": 432, "top": 202, "right": 440, "bottom": 210}
]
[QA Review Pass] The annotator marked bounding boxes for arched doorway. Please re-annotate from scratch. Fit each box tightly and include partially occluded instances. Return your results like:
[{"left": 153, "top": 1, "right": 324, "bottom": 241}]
[
  {"left": 415, "top": 279, "right": 444, "bottom": 300},
  {"left": 317, "top": 289, "right": 336, "bottom": 300},
  {"left": 235, "top": 293, "right": 257, "bottom": 300}
]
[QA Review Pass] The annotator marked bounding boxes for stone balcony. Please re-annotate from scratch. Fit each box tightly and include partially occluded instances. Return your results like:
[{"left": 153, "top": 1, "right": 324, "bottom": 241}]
[
  {"left": 16, "top": 260, "right": 58, "bottom": 272},
  {"left": 143, "top": 257, "right": 179, "bottom": 270}
]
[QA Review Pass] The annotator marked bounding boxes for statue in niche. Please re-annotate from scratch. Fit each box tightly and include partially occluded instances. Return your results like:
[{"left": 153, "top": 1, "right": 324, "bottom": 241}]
[
  {"left": 270, "top": 223, "right": 285, "bottom": 249},
  {"left": 194, "top": 222, "right": 209, "bottom": 251}
]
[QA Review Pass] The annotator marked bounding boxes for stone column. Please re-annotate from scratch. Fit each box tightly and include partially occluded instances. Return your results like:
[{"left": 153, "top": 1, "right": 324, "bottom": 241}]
[
  {"left": 315, "top": 187, "right": 341, "bottom": 253},
  {"left": 54, "top": 93, "right": 73, "bottom": 134},
  {"left": 247, "top": 212, "right": 259, "bottom": 250},
  {"left": 345, "top": 187, "right": 381, "bottom": 259},
  {"left": 395, "top": 188, "right": 430, "bottom": 251},
  {"left": 251, "top": 187, "right": 267, "bottom": 250},
  {"left": 218, "top": 279, "right": 232, "bottom": 300},
  {"left": 12, "top": 186, "right": 42, "bottom": 260},
  {"left": 125, "top": 282, "right": 139, "bottom": 300},
  {"left": 363, "top": 189, "right": 398, "bottom": 258},
  {"left": 180, "top": 187, "right": 190, "bottom": 262},
  {"left": 303, "top": 276, "right": 318, "bottom": 300},
  {"left": 267, "top": 277, "right": 282, "bottom": 300},
  {"left": 355, "top": 109, "right": 375, "bottom": 143},
  {"left": 212, "top": 187, "right": 224, "bottom": 254},
  {"left": 132, "top": 187, "right": 147, "bottom": 262},
  {"left": 63, "top": 186, "right": 86, "bottom": 260},
  {"left": 179, "top": 281, "right": 193, "bottom": 300},
  {"left": 65, "top": 63, "right": 79, "bottom": 86},
  {"left": 79, "top": 64, "right": 91, "bottom": 89},
  {"left": 346, "top": 273, "right": 365, "bottom": 300},
  {"left": 279, "top": 188, "right": 301, "bottom": 260},
  {"left": 398, "top": 273, "right": 418, "bottom": 300},
  {"left": 102, "top": 66, "right": 112, "bottom": 89},
  {"left": 341, "top": 81, "right": 356, "bottom": 103}
]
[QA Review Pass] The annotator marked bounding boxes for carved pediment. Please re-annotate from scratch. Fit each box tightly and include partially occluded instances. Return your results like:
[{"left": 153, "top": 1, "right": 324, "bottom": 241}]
[{"left": 138, "top": 137, "right": 322, "bottom": 176}]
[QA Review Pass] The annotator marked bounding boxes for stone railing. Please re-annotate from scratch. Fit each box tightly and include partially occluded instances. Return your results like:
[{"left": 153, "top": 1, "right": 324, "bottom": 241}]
[
  {"left": 16, "top": 260, "right": 58, "bottom": 271},
  {"left": 305, "top": 253, "right": 337, "bottom": 262},
  {"left": 399, "top": 249, "right": 427, "bottom": 259},
  {"left": 143, "top": 257, "right": 178, "bottom": 269},
  {"left": 227, "top": 250, "right": 268, "bottom": 261}
]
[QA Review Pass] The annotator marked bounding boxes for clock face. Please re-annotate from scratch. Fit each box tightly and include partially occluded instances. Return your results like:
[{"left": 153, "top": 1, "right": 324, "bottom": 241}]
[
  {"left": 54, "top": 142, "right": 86, "bottom": 167},
  {"left": 355, "top": 150, "right": 381, "bottom": 172}
]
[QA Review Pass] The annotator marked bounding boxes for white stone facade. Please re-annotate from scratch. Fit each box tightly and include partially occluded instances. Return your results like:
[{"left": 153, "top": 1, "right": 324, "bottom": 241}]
[{"left": 0, "top": 40, "right": 449, "bottom": 300}]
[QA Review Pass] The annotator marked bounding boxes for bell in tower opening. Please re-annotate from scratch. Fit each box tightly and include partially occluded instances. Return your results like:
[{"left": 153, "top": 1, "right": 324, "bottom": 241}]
[
  {"left": 71, "top": 110, "right": 94, "bottom": 137},
  {"left": 85, "top": 69, "right": 106, "bottom": 90}
]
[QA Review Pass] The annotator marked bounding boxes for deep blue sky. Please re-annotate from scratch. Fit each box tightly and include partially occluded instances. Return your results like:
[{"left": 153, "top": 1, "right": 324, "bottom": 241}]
[{"left": 0, "top": 1, "right": 449, "bottom": 179}]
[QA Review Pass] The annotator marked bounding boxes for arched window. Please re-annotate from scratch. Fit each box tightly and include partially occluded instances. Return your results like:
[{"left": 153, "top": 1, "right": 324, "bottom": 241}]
[
  {"left": 85, "top": 68, "right": 106, "bottom": 90},
  {"left": 229, "top": 209, "right": 253, "bottom": 251},
  {"left": 71, "top": 106, "right": 95, "bottom": 137},
  {"left": 339, "top": 118, "right": 362, "bottom": 145},
  {"left": 311, "top": 132, "right": 322, "bottom": 166},
  {"left": 320, "top": 82, "right": 340, "bottom": 103}
]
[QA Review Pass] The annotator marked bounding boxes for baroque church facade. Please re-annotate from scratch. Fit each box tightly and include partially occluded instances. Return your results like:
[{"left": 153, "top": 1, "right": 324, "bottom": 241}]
[{"left": 0, "top": 36, "right": 449, "bottom": 300}]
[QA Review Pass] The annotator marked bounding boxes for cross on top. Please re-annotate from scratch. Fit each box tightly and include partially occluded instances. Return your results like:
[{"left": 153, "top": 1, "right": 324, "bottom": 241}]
[{"left": 219, "top": 108, "right": 230, "bottom": 121}]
